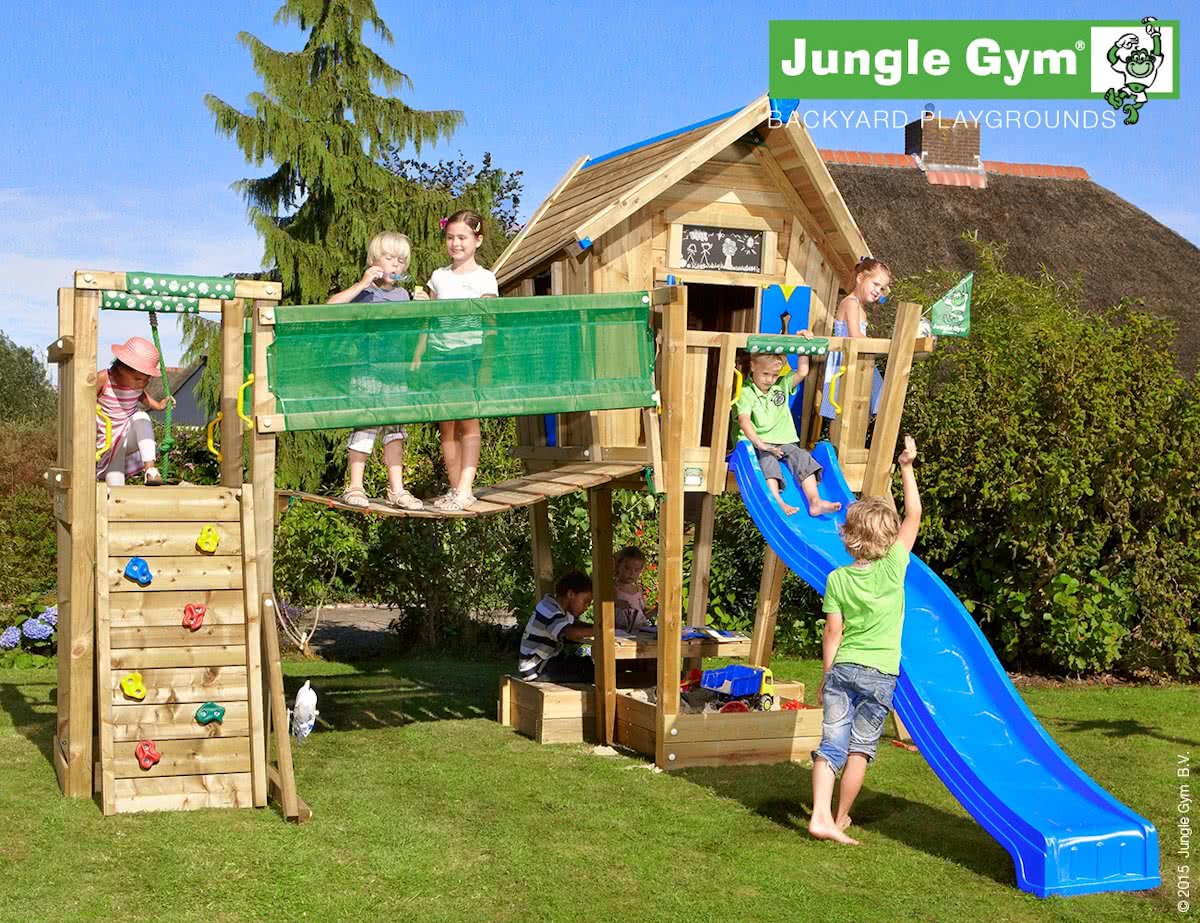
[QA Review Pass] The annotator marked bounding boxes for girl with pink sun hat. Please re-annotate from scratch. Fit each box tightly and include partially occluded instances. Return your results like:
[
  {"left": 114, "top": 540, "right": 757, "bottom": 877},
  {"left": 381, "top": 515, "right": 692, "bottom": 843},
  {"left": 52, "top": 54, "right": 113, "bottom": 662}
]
[{"left": 95, "top": 336, "right": 174, "bottom": 486}]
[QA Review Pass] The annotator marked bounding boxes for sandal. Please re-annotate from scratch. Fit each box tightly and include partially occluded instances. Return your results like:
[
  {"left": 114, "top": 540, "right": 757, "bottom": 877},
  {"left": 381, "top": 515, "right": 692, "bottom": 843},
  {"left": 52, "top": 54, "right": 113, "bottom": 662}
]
[
  {"left": 438, "top": 491, "right": 477, "bottom": 513},
  {"left": 143, "top": 466, "right": 163, "bottom": 486},
  {"left": 429, "top": 490, "right": 459, "bottom": 510},
  {"left": 341, "top": 487, "right": 370, "bottom": 509},
  {"left": 385, "top": 487, "right": 423, "bottom": 511}
]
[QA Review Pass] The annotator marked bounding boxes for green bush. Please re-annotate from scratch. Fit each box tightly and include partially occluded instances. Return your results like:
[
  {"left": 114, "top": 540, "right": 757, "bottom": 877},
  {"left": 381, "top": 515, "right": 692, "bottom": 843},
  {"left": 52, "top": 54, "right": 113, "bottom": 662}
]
[
  {"left": 894, "top": 240, "right": 1200, "bottom": 677},
  {"left": 0, "top": 420, "right": 57, "bottom": 626}
]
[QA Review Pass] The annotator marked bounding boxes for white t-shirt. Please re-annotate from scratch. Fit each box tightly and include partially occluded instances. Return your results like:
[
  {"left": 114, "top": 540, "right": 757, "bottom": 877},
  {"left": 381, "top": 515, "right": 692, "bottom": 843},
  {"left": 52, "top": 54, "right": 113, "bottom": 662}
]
[{"left": 426, "top": 266, "right": 498, "bottom": 351}]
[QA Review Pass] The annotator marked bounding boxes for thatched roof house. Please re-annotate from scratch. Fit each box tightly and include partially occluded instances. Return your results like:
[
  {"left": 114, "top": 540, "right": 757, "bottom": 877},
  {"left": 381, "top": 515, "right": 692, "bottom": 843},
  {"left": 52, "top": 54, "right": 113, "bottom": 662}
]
[{"left": 822, "top": 116, "right": 1200, "bottom": 372}]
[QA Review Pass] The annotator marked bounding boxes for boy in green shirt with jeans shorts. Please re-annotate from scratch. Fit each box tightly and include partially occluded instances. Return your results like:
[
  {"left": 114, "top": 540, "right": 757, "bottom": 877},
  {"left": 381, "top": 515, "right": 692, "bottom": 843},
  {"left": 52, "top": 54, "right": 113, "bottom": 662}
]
[
  {"left": 736, "top": 351, "right": 841, "bottom": 518},
  {"left": 809, "top": 436, "right": 921, "bottom": 845}
]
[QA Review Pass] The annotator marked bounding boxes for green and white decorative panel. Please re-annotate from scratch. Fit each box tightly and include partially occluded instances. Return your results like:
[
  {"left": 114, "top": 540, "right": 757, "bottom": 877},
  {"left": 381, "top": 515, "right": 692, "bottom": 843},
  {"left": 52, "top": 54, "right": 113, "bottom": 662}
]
[
  {"left": 125, "top": 272, "right": 237, "bottom": 299},
  {"left": 101, "top": 291, "right": 201, "bottom": 313},
  {"left": 746, "top": 334, "right": 830, "bottom": 356}
]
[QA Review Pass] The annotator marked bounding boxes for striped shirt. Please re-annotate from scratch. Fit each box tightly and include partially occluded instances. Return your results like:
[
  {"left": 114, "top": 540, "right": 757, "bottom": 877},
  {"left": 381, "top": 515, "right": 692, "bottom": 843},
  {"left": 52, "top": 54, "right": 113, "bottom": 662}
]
[
  {"left": 96, "top": 375, "right": 147, "bottom": 476},
  {"left": 518, "top": 595, "right": 574, "bottom": 679}
]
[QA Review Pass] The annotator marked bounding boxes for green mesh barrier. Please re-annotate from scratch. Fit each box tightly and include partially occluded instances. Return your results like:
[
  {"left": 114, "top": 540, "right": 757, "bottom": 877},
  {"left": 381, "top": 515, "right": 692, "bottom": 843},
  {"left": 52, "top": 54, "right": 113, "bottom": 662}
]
[
  {"left": 125, "top": 272, "right": 237, "bottom": 299},
  {"left": 265, "top": 293, "right": 656, "bottom": 431},
  {"left": 101, "top": 290, "right": 200, "bottom": 313},
  {"left": 746, "top": 335, "right": 829, "bottom": 356}
]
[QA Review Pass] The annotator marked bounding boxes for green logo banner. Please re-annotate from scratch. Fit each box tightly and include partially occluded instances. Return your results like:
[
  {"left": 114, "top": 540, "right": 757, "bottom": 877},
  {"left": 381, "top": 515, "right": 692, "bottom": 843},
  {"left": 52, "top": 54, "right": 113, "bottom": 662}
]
[
  {"left": 931, "top": 274, "right": 973, "bottom": 338},
  {"left": 769, "top": 20, "right": 1178, "bottom": 100}
]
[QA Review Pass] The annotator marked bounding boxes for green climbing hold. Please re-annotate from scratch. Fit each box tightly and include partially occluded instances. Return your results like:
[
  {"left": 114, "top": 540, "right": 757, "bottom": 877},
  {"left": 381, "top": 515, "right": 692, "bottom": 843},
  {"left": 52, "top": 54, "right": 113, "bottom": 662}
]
[{"left": 195, "top": 702, "right": 225, "bottom": 725}]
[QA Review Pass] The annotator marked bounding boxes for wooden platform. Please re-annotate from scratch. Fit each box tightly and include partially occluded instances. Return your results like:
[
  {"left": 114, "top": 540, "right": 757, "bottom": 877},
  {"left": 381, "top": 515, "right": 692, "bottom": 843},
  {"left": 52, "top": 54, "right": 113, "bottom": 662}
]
[
  {"left": 279, "top": 461, "right": 646, "bottom": 519},
  {"left": 612, "top": 632, "right": 752, "bottom": 661}
]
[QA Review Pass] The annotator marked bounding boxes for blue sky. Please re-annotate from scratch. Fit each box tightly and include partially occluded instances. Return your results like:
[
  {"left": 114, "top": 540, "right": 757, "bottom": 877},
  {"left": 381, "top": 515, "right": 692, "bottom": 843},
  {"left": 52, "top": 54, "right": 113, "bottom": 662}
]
[{"left": 1, "top": 0, "right": 1194, "bottom": 370}]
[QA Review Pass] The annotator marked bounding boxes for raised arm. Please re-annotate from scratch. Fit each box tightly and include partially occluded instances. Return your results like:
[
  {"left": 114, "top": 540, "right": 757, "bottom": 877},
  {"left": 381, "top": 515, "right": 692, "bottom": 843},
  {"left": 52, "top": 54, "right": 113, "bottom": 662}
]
[
  {"left": 328, "top": 266, "right": 385, "bottom": 304},
  {"left": 896, "top": 435, "right": 922, "bottom": 552}
]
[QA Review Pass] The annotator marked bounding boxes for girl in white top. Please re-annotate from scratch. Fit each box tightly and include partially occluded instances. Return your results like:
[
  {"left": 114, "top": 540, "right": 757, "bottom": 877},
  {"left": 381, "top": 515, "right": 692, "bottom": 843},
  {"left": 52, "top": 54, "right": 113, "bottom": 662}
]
[
  {"left": 413, "top": 209, "right": 498, "bottom": 511},
  {"left": 613, "top": 545, "right": 657, "bottom": 633}
]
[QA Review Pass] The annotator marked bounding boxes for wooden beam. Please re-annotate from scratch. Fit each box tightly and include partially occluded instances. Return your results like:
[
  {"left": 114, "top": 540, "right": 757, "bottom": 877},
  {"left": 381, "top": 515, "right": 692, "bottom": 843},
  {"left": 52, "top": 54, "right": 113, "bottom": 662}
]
[
  {"left": 262, "top": 596, "right": 301, "bottom": 821},
  {"left": 707, "top": 334, "right": 737, "bottom": 490},
  {"left": 749, "top": 546, "right": 785, "bottom": 668},
  {"left": 241, "top": 490, "right": 268, "bottom": 807},
  {"left": 655, "top": 287, "right": 687, "bottom": 769},
  {"left": 61, "top": 287, "right": 99, "bottom": 798},
  {"left": 588, "top": 486, "right": 615, "bottom": 745},
  {"left": 754, "top": 145, "right": 846, "bottom": 280},
  {"left": 861, "top": 302, "right": 921, "bottom": 498},
  {"left": 573, "top": 95, "right": 771, "bottom": 254},
  {"left": 494, "top": 155, "right": 588, "bottom": 283},
  {"left": 220, "top": 300, "right": 244, "bottom": 487},
  {"left": 94, "top": 483, "right": 115, "bottom": 814},
  {"left": 683, "top": 493, "right": 716, "bottom": 674},
  {"left": 642, "top": 408, "right": 663, "bottom": 494},
  {"left": 529, "top": 501, "right": 554, "bottom": 600},
  {"left": 74, "top": 270, "right": 282, "bottom": 301},
  {"left": 47, "top": 336, "right": 74, "bottom": 363}
]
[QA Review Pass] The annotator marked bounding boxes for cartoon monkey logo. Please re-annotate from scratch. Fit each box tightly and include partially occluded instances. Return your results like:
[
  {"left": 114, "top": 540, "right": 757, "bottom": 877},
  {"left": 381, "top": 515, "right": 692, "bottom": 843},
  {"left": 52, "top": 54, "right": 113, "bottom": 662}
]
[{"left": 1104, "top": 17, "right": 1165, "bottom": 125}]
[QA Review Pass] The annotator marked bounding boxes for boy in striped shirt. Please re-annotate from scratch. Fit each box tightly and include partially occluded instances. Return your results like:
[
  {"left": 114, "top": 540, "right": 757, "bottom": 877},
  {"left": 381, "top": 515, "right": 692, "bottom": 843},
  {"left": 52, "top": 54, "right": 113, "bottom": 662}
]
[{"left": 518, "top": 572, "right": 595, "bottom": 683}]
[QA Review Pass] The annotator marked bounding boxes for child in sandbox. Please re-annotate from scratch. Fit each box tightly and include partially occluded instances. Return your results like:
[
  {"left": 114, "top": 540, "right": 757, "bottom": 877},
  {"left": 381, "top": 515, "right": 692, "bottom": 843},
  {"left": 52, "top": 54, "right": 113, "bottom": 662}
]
[
  {"left": 809, "top": 436, "right": 921, "bottom": 846},
  {"left": 96, "top": 336, "right": 174, "bottom": 486},
  {"left": 613, "top": 545, "right": 657, "bottom": 633},
  {"left": 736, "top": 351, "right": 841, "bottom": 518},
  {"left": 328, "top": 230, "right": 424, "bottom": 511},
  {"left": 518, "top": 571, "right": 595, "bottom": 683}
]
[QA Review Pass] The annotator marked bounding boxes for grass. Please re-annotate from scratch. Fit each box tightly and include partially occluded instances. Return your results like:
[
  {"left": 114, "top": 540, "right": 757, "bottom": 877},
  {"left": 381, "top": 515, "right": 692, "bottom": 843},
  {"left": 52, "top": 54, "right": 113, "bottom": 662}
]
[{"left": 0, "top": 655, "right": 1191, "bottom": 922}]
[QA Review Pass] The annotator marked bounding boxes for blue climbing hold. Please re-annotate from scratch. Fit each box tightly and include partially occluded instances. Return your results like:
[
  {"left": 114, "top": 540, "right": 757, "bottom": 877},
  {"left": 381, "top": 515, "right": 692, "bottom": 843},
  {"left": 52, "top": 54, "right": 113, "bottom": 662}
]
[{"left": 124, "top": 557, "right": 152, "bottom": 587}]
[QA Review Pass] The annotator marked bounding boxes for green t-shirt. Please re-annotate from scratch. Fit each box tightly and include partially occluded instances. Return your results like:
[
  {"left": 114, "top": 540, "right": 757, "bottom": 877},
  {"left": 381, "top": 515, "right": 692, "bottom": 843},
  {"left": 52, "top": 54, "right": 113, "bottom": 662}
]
[
  {"left": 735, "top": 376, "right": 798, "bottom": 445},
  {"left": 822, "top": 541, "right": 909, "bottom": 675}
]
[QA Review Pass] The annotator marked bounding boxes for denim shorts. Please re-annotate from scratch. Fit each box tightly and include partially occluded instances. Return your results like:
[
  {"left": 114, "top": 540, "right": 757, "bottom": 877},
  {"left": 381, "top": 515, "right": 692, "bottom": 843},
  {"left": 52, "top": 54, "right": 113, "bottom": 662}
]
[{"left": 814, "top": 662, "right": 897, "bottom": 773}]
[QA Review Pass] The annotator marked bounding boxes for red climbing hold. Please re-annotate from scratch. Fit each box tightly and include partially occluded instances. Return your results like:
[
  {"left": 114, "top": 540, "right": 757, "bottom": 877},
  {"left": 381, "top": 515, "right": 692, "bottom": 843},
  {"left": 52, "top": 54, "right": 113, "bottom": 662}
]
[
  {"left": 182, "top": 603, "right": 207, "bottom": 631},
  {"left": 135, "top": 739, "right": 161, "bottom": 770}
]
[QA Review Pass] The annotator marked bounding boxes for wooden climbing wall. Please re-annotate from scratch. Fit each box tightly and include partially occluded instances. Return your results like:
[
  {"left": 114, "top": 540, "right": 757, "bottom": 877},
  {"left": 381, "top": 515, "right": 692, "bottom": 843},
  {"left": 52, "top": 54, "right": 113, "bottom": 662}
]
[{"left": 94, "top": 484, "right": 267, "bottom": 815}]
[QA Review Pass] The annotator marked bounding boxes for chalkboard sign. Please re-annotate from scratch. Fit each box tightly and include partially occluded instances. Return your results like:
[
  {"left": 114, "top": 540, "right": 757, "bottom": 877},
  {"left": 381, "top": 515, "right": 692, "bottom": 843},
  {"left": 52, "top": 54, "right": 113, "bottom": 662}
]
[{"left": 678, "top": 225, "right": 763, "bottom": 273}]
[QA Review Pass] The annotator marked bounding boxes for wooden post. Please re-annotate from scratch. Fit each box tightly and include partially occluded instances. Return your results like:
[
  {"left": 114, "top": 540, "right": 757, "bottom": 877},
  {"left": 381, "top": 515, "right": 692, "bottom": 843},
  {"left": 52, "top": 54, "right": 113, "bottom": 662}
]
[
  {"left": 748, "top": 546, "right": 785, "bottom": 668},
  {"left": 241, "top": 489, "right": 268, "bottom": 807},
  {"left": 683, "top": 493, "right": 715, "bottom": 674},
  {"left": 261, "top": 596, "right": 301, "bottom": 820},
  {"left": 588, "top": 487, "right": 616, "bottom": 744},
  {"left": 829, "top": 338, "right": 861, "bottom": 459},
  {"left": 529, "top": 501, "right": 554, "bottom": 601},
  {"left": 93, "top": 483, "right": 114, "bottom": 814},
  {"left": 219, "top": 299, "right": 244, "bottom": 488},
  {"left": 56, "top": 287, "right": 98, "bottom": 798},
  {"left": 656, "top": 287, "right": 686, "bottom": 769},
  {"left": 642, "top": 408, "right": 663, "bottom": 494},
  {"left": 861, "top": 302, "right": 920, "bottom": 499},
  {"left": 706, "top": 335, "right": 737, "bottom": 490}
]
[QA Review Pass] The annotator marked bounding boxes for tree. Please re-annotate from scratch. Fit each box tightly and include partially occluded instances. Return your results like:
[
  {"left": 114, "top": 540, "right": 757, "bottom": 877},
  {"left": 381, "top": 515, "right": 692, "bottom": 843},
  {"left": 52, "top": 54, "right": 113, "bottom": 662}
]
[
  {"left": 0, "top": 332, "right": 55, "bottom": 423},
  {"left": 204, "top": 0, "right": 463, "bottom": 304}
]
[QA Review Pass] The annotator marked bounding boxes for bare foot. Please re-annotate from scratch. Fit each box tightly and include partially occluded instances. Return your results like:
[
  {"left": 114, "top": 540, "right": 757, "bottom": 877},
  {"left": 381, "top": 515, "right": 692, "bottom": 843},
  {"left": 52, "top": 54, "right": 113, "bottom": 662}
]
[
  {"left": 777, "top": 500, "right": 800, "bottom": 516},
  {"left": 836, "top": 815, "right": 853, "bottom": 831},
  {"left": 809, "top": 817, "right": 860, "bottom": 845},
  {"left": 809, "top": 499, "right": 842, "bottom": 517}
]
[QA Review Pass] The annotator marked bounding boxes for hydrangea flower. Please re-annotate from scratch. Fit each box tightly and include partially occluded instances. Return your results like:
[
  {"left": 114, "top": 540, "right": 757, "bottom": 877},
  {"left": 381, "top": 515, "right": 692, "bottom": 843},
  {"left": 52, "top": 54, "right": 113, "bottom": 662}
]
[
  {"left": 0, "top": 626, "right": 19, "bottom": 650},
  {"left": 22, "top": 618, "right": 53, "bottom": 642},
  {"left": 38, "top": 606, "right": 58, "bottom": 629}
]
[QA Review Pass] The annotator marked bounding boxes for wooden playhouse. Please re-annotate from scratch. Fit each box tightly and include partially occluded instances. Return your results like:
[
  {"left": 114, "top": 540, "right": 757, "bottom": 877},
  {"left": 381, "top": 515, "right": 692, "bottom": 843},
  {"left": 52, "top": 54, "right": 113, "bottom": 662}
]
[{"left": 492, "top": 94, "right": 932, "bottom": 769}]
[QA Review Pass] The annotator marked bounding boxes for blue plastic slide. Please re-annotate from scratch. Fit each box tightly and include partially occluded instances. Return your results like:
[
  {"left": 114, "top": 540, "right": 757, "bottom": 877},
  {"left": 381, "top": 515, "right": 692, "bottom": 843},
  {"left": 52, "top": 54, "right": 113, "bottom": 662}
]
[{"left": 729, "top": 440, "right": 1160, "bottom": 898}]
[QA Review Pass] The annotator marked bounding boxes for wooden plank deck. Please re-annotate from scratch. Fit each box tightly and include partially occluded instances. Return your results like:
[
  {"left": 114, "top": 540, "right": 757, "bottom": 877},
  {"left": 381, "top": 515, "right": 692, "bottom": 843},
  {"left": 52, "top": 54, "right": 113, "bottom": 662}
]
[{"left": 278, "top": 461, "right": 646, "bottom": 519}]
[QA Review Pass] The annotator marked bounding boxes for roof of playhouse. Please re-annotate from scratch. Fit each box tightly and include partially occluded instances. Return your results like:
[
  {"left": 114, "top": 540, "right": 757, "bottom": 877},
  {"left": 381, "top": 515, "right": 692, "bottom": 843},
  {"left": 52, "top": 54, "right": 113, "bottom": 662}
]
[{"left": 493, "top": 95, "right": 869, "bottom": 287}]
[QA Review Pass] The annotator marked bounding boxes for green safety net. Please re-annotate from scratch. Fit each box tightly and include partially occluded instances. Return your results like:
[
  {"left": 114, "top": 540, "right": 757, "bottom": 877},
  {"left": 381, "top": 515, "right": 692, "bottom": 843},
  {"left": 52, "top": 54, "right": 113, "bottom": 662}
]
[
  {"left": 264, "top": 293, "right": 656, "bottom": 431},
  {"left": 101, "top": 291, "right": 200, "bottom": 313},
  {"left": 746, "top": 334, "right": 830, "bottom": 356},
  {"left": 125, "top": 272, "right": 237, "bottom": 299}
]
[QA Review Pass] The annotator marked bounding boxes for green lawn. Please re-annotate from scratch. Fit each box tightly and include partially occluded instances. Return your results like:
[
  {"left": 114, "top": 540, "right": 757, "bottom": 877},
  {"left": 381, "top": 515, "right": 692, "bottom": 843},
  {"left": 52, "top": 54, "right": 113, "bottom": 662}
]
[{"left": 0, "top": 656, "right": 1190, "bottom": 922}]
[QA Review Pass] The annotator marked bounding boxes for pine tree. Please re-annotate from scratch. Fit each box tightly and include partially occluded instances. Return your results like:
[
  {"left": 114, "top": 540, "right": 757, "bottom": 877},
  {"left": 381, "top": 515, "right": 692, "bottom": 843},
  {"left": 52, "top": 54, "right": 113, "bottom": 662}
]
[{"left": 205, "top": 0, "right": 463, "bottom": 304}]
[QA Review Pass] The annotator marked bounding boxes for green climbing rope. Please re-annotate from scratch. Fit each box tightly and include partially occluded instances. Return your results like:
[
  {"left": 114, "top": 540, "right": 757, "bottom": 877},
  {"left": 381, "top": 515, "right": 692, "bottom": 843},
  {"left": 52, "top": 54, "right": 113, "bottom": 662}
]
[{"left": 147, "top": 312, "right": 175, "bottom": 480}]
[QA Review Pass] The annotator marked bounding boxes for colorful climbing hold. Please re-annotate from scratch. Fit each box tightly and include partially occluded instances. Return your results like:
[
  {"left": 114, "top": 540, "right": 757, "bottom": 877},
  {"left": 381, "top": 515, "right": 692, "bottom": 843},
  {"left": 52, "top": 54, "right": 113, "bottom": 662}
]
[
  {"left": 135, "top": 739, "right": 161, "bottom": 770},
  {"left": 194, "top": 702, "right": 225, "bottom": 726},
  {"left": 182, "top": 603, "right": 206, "bottom": 632},
  {"left": 123, "top": 557, "right": 152, "bottom": 586},
  {"left": 120, "top": 672, "right": 147, "bottom": 701},
  {"left": 195, "top": 524, "right": 220, "bottom": 554}
]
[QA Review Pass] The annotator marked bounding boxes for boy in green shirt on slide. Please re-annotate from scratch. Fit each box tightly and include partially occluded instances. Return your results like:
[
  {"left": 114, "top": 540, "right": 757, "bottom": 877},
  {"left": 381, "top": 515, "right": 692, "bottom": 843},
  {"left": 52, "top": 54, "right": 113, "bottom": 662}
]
[
  {"left": 809, "top": 435, "right": 921, "bottom": 845},
  {"left": 736, "top": 351, "right": 841, "bottom": 517}
]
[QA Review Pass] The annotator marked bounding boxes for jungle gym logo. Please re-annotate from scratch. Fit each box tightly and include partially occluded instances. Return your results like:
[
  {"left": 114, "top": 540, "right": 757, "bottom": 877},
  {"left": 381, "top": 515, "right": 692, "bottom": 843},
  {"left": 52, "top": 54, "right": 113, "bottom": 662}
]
[{"left": 769, "top": 18, "right": 1177, "bottom": 125}]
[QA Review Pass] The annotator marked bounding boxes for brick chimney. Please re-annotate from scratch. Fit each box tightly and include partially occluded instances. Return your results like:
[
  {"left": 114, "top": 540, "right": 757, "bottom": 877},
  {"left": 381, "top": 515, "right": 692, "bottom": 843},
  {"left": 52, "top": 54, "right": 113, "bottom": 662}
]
[{"left": 904, "top": 116, "right": 986, "bottom": 187}]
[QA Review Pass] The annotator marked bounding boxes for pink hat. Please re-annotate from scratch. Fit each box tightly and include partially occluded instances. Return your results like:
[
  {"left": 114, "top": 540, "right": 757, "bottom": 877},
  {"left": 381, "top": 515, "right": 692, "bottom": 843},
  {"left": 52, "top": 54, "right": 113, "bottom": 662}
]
[{"left": 111, "top": 337, "right": 162, "bottom": 377}]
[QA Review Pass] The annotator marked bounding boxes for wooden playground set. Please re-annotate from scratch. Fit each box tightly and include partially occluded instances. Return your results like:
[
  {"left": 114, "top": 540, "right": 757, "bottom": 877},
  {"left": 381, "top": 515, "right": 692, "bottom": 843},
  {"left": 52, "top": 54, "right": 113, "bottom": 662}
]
[{"left": 48, "top": 95, "right": 931, "bottom": 816}]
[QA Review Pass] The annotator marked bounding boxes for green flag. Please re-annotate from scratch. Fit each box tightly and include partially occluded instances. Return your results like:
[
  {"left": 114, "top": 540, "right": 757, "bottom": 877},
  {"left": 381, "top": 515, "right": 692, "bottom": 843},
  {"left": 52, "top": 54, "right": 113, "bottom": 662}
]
[{"left": 931, "top": 273, "right": 973, "bottom": 337}]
